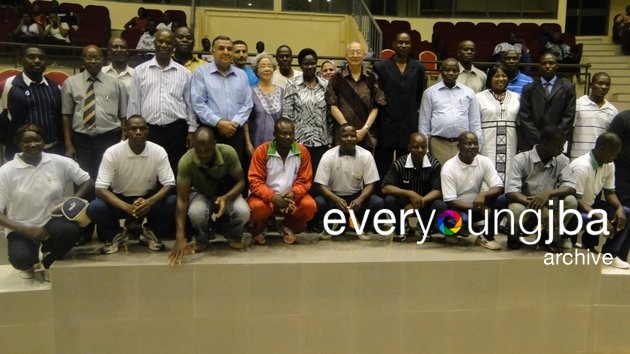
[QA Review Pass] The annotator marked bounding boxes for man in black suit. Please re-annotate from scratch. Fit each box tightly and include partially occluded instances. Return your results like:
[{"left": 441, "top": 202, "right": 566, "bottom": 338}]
[
  {"left": 516, "top": 52, "right": 576, "bottom": 153},
  {"left": 373, "top": 32, "right": 425, "bottom": 180}
]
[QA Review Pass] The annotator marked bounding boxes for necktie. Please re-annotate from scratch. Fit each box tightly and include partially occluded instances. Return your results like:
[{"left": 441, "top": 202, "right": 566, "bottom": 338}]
[
  {"left": 82, "top": 77, "right": 96, "bottom": 129},
  {"left": 544, "top": 82, "right": 552, "bottom": 96}
]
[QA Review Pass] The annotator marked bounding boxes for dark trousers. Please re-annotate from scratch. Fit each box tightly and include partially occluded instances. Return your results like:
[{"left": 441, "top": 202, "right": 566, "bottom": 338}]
[
  {"left": 7, "top": 217, "right": 86, "bottom": 270},
  {"left": 306, "top": 145, "right": 330, "bottom": 197},
  {"left": 148, "top": 119, "right": 188, "bottom": 175},
  {"left": 383, "top": 195, "right": 448, "bottom": 232},
  {"left": 73, "top": 129, "right": 120, "bottom": 193},
  {"left": 374, "top": 146, "right": 407, "bottom": 188},
  {"left": 576, "top": 200, "right": 630, "bottom": 261},
  {"left": 451, "top": 195, "right": 507, "bottom": 240},
  {"left": 86, "top": 194, "right": 176, "bottom": 242},
  {"left": 314, "top": 193, "right": 384, "bottom": 231},
  {"left": 210, "top": 125, "right": 244, "bottom": 162}
]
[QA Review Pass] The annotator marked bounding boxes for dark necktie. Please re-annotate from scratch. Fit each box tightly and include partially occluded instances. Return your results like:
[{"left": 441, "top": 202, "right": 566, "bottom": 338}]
[{"left": 82, "top": 77, "right": 96, "bottom": 129}]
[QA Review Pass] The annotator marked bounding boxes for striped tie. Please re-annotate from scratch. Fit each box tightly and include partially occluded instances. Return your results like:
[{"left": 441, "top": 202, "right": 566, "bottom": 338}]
[{"left": 82, "top": 77, "right": 96, "bottom": 129}]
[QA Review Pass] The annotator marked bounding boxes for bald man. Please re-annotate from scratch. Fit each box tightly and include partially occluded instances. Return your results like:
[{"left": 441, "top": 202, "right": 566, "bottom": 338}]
[{"left": 62, "top": 44, "right": 128, "bottom": 183}]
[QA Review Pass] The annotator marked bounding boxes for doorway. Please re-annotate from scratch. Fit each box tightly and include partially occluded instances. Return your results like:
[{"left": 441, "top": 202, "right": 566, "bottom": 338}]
[{"left": 566, "top": 0, "right": 610, "bottom": 35}]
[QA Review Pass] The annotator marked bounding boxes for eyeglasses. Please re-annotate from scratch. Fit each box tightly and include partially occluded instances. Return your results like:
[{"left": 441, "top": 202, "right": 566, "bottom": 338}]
[{"left": 83, "top": 57, "right": 102, "bottom": 63}]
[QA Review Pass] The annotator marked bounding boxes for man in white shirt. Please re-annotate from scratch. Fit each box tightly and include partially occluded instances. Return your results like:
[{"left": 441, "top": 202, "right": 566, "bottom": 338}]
[
  {"left": 272, "top": 45, "right": 301, "bottom": 89},
  {"left": 571, "top": 72, "right": 618, "bottom": 159},
  {"left": 569, "top": 132, "right": 630, "bottom": 268},
  {"left": 441, "top": 132, "right": 504, "bottom": 250},
  {"left": 314, "top": 124, "right": 383, "bottom": 239},
  {"left": 87, "top": 116, "right": 176, "bottom": 254},
  {"left": 102, "top": 37, "right": 135, "bottom": 94}
]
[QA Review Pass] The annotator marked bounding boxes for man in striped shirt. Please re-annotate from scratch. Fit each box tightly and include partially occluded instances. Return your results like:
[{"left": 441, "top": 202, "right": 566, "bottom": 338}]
[
  {"left": 1, "top": 46, "right": 63, "bottom": 159},
  {"left": 571, "top": 72, "right": 618, "bottom": 160},
  {"left": 127, "top": 28, "right": 197, "bottom": 173},
  {"left": 381, "top": 132, "right": 446, "bottom": 241}
]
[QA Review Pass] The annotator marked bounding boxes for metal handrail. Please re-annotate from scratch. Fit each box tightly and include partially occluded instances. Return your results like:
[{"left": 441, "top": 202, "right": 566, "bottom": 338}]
[{"left": 351, "top": 0, "right": 382, "bottom": 55}]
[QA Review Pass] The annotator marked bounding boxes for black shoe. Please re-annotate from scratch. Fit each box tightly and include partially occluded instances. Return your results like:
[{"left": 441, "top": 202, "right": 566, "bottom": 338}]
[
  {"left": 392, "top": 234, "right": 407, "bottom": 242},
  {"left": 540, "top": 243, "right": 562, "bottom": 253},
  {"left": 267, "top": 216, "right": 278, "bottom": 231},
  {"left": 507, "top": 239, "right": 522, "bottom": 250},
  {"left": 418, "top": 234, "right": 433, "bottom": 243}
]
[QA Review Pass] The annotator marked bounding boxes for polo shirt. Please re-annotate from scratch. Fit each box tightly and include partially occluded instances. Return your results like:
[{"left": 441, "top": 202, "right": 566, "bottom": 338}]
[
  {"left": 177, "top": 143, "right": 241, "bottom": 197},
  {"left": 505, "top": 146, "right": 575, "bottom": 195},
  {"left": 441, "top": 154, "right": 503, "bottom": 204},
  {"left": 382, "top": 153, "right": 441, "bottom": 196},
  {"left": 315, "top": 145, "right": 379, "bottom": 196},
  {"left": 95, "top": 140, "right": 175, "bottom": 197},
  {"left": 571, "top": 95, "right": 618, "bottom": 160},
  {"left": 570, "top": 152, "right": 615, "bottom": 207},
  {"left": 0, "top": 152, "right": 90, "bottom": 231}
]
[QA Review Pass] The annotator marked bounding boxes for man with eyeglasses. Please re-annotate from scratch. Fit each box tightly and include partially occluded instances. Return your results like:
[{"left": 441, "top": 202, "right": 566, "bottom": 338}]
[{"left": 62, "top": 44, "right": 128, "bottom": 183}]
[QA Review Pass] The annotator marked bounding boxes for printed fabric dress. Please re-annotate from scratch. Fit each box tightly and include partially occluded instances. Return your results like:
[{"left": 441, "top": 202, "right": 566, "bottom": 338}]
[
  {"left": 476, "top": 89, "right": 520, "bottom": 182},
  {"left": 249, "top": 85, "right": 283, "bottom": 148}
]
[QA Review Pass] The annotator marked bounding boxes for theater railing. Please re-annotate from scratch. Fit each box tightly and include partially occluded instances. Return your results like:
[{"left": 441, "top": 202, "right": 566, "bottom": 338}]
[
  {"left": 0, "top": 42, "right": 592, "bottom": 95},
  {"left": 351, "top": 0, "right": 382, "bottom": 55}
]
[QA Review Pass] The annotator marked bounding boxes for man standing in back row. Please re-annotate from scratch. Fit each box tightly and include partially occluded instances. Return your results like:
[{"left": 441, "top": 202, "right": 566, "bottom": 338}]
[{"left": 374, "top": 32, "right": 425, "bottom": 180}]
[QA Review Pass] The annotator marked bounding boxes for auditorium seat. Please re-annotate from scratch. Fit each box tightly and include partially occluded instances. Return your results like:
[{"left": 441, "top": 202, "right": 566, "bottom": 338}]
[
  {"left": 44, "top": 71, "right": 70, "bottom": 86},
  {"left": 145, "top": 9, "right": 163, "bottom": 23},
  {"left": 164, "top": 10, "right": 187, "bottom": 26},
  {"left": 121, "top": 27, "right": 143, "bottom": 49}
]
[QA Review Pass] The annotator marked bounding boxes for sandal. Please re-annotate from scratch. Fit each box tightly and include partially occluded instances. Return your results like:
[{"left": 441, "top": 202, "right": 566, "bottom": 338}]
[
  {"left": 281, "top": 227, "right": 297, "bottom": 244},
  {"left": 252, "top": 233, "right": 266, "bottom": 245}
]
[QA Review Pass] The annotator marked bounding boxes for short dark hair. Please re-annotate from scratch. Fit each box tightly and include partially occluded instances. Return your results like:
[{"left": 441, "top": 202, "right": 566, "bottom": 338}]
[
  {"left": 233, "top": 40, "right": 247, "bottom": 47},
  {"left": 595, "top": 132, "right": 622, "bottom": 150},
  {"left": 591, "top": 72, "right": 610, "bottom": 84},
  {"left": 274, "top": 117, "right": 294, "bottom": 132},
  {"left": 337, "top": 123, "right": 356, "bottom": 136},
  {"left": 297, "top": 48, "right": 317, "bottom": 65},
  {"left": 212, "top": 35, "right": 231, "bottom": 47},
  {"left": 276, "top": 44, "right": 291, "bottom": 55},
  {"left": 539, "top": 125, "right": 565, "bottom": 143},
  {"left": 14, "top": 123, "right": 43, "bottom": 145},
  {"left": 21, "top": 45, "right": 44, "bottom": 58}
]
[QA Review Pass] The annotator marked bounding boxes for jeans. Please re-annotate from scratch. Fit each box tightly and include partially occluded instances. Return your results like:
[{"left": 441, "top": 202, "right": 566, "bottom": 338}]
[{"left": 188, "top": 192, "right": 250, "bottom": 243}]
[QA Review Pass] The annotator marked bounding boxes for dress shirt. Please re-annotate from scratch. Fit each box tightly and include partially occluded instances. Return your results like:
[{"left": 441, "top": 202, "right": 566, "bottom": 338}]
[
  {"left": 62, "top": 70, "right": 128, "bottom": 135},
  {"left": 102, "top": 64, "right": 134, "bottom": 93},
  {"left": 190, "top": 62, "right": 253, "bottom": 127},
  {"left": 505, "top": 146, "right": 575, "bottom": 195},
  {"left": 418, "top": 81, "right": 482, "bottom": 145},
  {"left": 456, "top": 62, "right": 487, "bottom": 93},
  {"left": 127, "top": 57, "right": 196, "bottom": 131}
]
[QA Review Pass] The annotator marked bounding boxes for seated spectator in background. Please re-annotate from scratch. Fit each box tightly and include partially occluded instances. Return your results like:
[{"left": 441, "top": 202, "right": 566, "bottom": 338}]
[
  {"left": 614, "top": 5, "right": 630, "bottom": 53},
  {"left": 418, "top": 57, "right": 482, "bottom": 166},
  {"left": 44, "top": 12, "right": 69, "bottom": 45},
  {"left": 87, "top": 116, "right": 176, "bottom": 254},
  {"left": 610, "top": 111, "right": 630, "bottom": 207},
  {"left": 517, "top": 52, "right": 576, "bottom": 153},
  {"left": 501, "top": 49, "right": 533, "bottom": 94},
  {"left": 381, "top": 132, "right": 446, "bottom": 242},
  {"left": 62, "top": 45, "right": 128, "bottom": 184},
  {"left": 569, "top": 132, "right": 630, "bottom": 269},
  {"left": 505, "top": 126, "right": 577, "bottom": 252},
  {"left": 314, "top": 124, "right": 383, "bottom": 240},
  {"left": 102, "top": 37, "right": 135, "bottom": 94},
  {"left": 441, "top": 132, "right": 504, "bottom": 250},
  {"left": 326, "top": 41, "right": 386, "bottom": 150},
  {"left": 31, "top": 4, "right": 45, "bottom": 28},
  {"left": 136, "top": 20, "right": 157, "bottom": 58},
  {"left": 477, "top": 63, "right": 519, "bottom": 182},
  {"left": 284, "top": 48, "right": 331, "bottom": 178},
  {"left": 256, "top": 41, "right": 265, "bottom": 54},
  {"left": 0, "top": 124, "right": 92, "bottom": 281},
  {"left": 199, "top": 37, "right": 213, "bottom": 62},
  {"left": 272, "top": 45, "right": 301, "bottom": 89},
  {"left": 247, "top": 118, "right": 316, "bottom": 245},
  {"left": 244, "top": 52, "right": 283, "bottom": 155},
  {"left": 492, "top": 33, "right": 530, "bottom": 64},
  {"left": 124, "top": 7, "right": 149, "bottom": 30},
  {"left": 232, "top": 40, "right": 258, "bottom": 86},
  {"left": 12, "top": 13, "right": 42, "bottom": 43},
  {"left": 1, "top": 46, "right": 63, "bottom": 159},
  {"left": 571, "top": 72, "right": 618, "bottom": 160},
  {"left": 455, "top": 40, "right": 486, "bottom": 93},
  {"left": 169, "top": 127, "right": 250, "bottom": 265},
  {"left": 318, "top": 60, "right": 337, "bottom": 81},
  {"left": 544, "top": 32, "right": 577, "bottom": 65},
  {"left": 172, "top": 26, "right": 205, "bottom": 73},
  {"left": 156, "top": 13, "right": 174, "bottom": 30}
]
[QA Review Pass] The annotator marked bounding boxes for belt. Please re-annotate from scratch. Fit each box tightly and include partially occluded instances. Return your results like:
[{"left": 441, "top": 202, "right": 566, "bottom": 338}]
[
  {"left": 44, "top": 140, "right": 58, "bottom": 149},
  {"left": 148, "top": 120, "right": 186, "bottom": 128},
  {"left": 432, "top": 136, "right": 458, "bottom": 142}
]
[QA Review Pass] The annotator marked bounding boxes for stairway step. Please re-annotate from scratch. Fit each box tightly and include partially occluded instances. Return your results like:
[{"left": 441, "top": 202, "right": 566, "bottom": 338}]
[{"left": 582, "top": 56, "right": 629, "bottom": 63}]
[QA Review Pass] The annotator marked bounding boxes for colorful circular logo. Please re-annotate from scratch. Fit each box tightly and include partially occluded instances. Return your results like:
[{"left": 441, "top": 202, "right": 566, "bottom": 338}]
[{"left": 437, "top": 210, "right": 462, "bottom": 235}]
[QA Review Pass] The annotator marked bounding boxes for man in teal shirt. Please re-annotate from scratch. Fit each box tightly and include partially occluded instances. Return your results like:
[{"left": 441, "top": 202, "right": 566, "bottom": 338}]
[{"left": 169, "top": 127, "right": 250, "bottom": 264}]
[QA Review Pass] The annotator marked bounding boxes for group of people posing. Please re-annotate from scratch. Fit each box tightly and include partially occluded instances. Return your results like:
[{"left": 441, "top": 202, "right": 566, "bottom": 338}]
[{"left": 1, "top": 27, "right": 630, "bottom": 281}]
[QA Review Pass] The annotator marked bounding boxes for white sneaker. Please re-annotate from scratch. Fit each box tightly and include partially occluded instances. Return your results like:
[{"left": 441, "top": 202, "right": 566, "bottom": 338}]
[
  {"left": 609, "top": 257, "right": 630, "bottom": 270},
  {"left": 319, "top": 223, "right": 340, "bottom": 240},
  {"left": 18, "top": 268, "right": 34, "bottom": 279},
  {"left": 475, "top": 235, "right": 501, "bottom": 250},
  {"left": 101, "top": 230, "right": 129, "bottom": 254},
  {"left": 139, "top": 227, "right": 165, "bottom": 251}
]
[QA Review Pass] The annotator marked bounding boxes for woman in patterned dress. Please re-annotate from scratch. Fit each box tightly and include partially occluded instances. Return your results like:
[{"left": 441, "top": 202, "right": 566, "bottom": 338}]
[{"left": 476, "top": 63, "right": 520, "bottom": 182}]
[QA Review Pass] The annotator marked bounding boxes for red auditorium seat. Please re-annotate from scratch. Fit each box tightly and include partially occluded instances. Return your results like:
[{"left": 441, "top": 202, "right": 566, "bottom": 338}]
[
  {"left": 541, "top": 23, "right": 562, "bottom": 34},
  {"left": 164, "top": 10, "right": 187, "bottom": 26},
  {"left": 476, "top": 22, "right": 496, "bottom": 33},
  {"left": 0, "top": 69, "right": 21, "bottom": 97},
  {"left": 73, "top": 25, "right": 109, "bottom": 47},
  {"left": 44, "top": 71, "right": 69, "bottom": 86},
  {"left": 121, "top": 27, "right": 143, "bottom": 49},
  {"left": 145, "top": 9, "right": 163, "bottom": 23},
  {"left": 454, "top": 22, "right": 476, "bottom": 35},
  {"left": 380, "top": 49, "right": 395, "bottom": 59},
  {"left": 417, "top": 40, "right": 435, "bottom": 53},
  {"left": 419, "top": 50, "right": 439, "bottom": 82},
  {"left": 432, "top": 22, "right": 454, "bottom": 45},
  {"left": 32, "top": 0, "right": 53, "bottom": 14},
  {"left": 496, "top": 23, "right": 518, "bottom": 36},
  {"left": 82, "top": 5, "right": 110, "bottom": 28}
]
